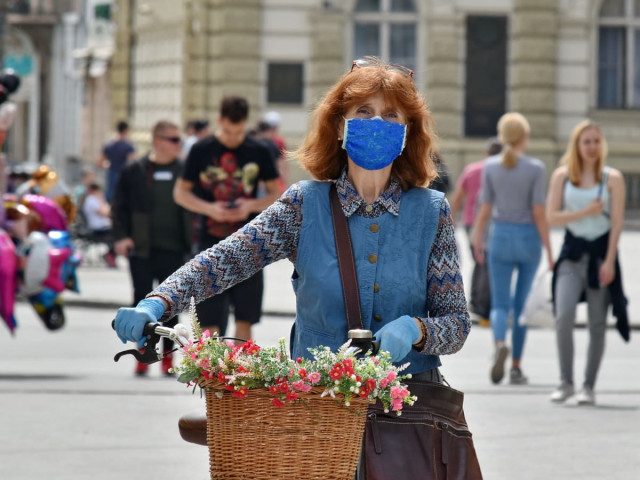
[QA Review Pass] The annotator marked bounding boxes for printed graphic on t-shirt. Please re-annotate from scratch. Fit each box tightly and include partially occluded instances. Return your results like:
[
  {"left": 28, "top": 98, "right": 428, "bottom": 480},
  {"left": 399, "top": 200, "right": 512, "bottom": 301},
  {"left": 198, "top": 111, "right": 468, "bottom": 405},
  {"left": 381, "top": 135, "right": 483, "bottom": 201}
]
[{"left": 198, "top": 151, "right": 260, "bottom": 237}]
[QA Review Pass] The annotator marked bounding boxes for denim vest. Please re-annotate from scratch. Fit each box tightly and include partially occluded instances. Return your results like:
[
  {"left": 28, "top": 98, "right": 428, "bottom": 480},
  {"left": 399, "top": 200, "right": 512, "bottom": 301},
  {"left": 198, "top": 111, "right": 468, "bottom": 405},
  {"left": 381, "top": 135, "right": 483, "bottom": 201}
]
[{"left": 291, "top": 180, "right": 444, "bottom": 375}]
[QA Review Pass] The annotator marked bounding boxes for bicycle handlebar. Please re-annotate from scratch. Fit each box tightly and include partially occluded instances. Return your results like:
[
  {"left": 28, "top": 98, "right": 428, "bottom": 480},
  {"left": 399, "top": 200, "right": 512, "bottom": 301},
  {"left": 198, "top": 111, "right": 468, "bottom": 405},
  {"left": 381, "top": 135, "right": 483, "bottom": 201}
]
[{"left": 111, "top": 321, "right": 190, "bottom": 365}]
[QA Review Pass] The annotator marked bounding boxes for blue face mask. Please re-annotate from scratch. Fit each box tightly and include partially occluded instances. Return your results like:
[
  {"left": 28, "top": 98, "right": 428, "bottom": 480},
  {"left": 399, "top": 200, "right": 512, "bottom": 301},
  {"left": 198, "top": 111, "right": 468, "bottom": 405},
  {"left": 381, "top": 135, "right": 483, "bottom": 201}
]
[{"left": 342, "top": 117, "right": 407, "bottom": 171}]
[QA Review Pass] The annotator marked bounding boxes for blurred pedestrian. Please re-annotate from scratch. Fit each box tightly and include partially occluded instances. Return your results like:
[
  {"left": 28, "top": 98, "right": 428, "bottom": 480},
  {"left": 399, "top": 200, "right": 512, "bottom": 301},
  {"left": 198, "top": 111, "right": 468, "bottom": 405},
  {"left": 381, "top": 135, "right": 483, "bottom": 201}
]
[
  {"left": 472, "top": 112, "right": 553, "bottom": 385},
  {"left": 262, "top": 110, "right": 289, "bottom": 187},
  {"left": 111, "top": 120, "right": 193, "bottom": 376},
  {"left": 250, "top": 121, "right": 286, "bottom": 194},
  {"left": 429, "top": 153, "right": 450, "bottom": 194},
  {"left": 98, "top": 121, "right": 135, "bottom": 204},
  {"left": 451, "top": 138, "right": 503, "bottom": 323},
  {"left": 182, "top": 119, "right": 211, "bottom": 161},
  {"left": 72, "top": 167, "right": 97, "bottom": 206},
  {"left": 173, "top": 95, "right": 281, "bottom": 341},
  {"left": 546, "top": 120, "right": 628, "bottom": 405},
  {"left": 82, "top": 182, "right": 117, "bottom": 268}
]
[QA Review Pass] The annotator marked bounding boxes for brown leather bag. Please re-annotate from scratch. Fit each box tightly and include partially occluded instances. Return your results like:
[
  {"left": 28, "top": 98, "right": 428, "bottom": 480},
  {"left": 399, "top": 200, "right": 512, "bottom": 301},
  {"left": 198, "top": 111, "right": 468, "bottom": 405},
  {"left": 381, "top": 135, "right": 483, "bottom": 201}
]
[{"left": 329, "top": 184, "right": 483, "bottom": 480}]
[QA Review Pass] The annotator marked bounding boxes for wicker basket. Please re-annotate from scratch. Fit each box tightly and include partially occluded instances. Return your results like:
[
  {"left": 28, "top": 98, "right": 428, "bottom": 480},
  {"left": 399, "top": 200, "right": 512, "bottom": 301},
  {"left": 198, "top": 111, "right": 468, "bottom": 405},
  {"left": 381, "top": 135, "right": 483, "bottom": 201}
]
[{"left": 202, "top": 381, "right": 370, "bottom": 480}]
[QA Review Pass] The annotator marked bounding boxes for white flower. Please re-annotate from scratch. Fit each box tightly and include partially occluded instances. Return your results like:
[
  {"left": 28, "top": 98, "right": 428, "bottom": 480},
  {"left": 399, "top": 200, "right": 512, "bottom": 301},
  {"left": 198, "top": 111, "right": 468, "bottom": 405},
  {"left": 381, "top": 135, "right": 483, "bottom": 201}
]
[{"left": 345, "top": 401, "right": 350, "bottom": 406}]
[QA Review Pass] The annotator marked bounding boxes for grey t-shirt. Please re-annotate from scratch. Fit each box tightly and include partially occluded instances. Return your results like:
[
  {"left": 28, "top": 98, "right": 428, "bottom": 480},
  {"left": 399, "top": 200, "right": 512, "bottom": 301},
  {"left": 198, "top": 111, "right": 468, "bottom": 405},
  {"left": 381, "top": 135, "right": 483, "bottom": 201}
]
[{"left": 478, "top": 154, "right": 546, "bottom": 224}]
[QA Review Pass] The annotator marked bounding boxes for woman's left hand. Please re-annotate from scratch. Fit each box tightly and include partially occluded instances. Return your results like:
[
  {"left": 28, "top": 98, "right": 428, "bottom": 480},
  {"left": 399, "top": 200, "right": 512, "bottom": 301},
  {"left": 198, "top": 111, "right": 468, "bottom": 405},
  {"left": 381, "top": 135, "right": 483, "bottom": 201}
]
[
  {"left": 373, "top": 315, "right": 421, "bottom": 362},
  {"left": 599, "top": 259, "right": 616, "bottom": 286}
]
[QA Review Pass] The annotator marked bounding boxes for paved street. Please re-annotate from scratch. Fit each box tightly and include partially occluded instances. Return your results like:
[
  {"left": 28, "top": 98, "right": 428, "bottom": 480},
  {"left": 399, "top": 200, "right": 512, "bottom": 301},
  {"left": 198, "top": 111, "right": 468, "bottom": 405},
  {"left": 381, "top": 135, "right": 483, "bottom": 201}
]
[{"left": 1, "top": 228, "right": 639, "bottom": 479}]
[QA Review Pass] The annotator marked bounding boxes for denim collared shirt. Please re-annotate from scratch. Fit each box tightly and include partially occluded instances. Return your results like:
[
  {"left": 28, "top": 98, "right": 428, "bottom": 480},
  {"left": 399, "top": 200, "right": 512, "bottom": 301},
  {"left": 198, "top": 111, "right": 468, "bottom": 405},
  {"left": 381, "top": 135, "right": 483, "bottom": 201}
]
[{"left": 151, "top": 170, "right": 470, "bottom": 358}]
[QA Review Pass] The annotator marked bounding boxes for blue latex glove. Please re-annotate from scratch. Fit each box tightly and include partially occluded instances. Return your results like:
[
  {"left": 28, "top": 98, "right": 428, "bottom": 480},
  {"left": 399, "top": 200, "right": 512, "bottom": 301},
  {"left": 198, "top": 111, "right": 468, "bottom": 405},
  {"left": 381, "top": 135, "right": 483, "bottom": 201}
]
[
  {"left": 114, "top": 298, "right": 166, "bottom": 348},
  {"left": 373, "top": 315, "right": 421, "bottom": 362}
]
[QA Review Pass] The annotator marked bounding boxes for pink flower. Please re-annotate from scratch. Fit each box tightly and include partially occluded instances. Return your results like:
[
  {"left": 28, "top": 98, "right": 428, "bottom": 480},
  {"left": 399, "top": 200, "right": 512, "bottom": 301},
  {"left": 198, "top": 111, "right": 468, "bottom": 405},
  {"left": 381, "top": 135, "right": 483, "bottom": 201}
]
[
  {"left": 391, "top": 398, "right": 404, "bottom": 411},
  {"left": 292, "top": 380, "right": 312, "bottom": 392},
  {"left": 379, "top": 378, "right": 388, "bottom": 388},
  {"left": 386, "top": 371, "right": 397, "bottom": 382},
  {"left": 308, "top": 372, "right": 321, "bottom": 384},
  {"left": 390, "top": 386, "right": 403, "bottom": 399}
]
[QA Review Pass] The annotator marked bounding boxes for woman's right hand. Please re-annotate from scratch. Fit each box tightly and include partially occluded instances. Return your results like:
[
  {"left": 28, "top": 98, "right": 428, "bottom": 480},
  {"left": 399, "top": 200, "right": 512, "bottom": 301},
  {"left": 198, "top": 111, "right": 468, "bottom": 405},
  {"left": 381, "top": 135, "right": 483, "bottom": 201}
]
[
  {"left": 583, "top": 198, "right": 604, "bottom": 217},
  {"left": 114, "top": 298, "right": 166, "bottom": 348},
  {"left": 114, "top": 238, "right": 134, "bottom": 257},
  {"left": 471, "top": 230, "right": 485, "bottom": 265}
]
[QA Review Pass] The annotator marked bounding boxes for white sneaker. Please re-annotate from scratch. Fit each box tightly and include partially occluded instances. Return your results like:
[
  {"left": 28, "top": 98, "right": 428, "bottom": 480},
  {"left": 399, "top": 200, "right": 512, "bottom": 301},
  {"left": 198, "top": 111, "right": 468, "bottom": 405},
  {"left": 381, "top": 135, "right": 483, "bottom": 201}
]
[
  {"left": 490, "top": 344, "right": 509, "bottom": 384},
  {"left": 550, "top": 383, "right": 575, "bottom": 403},
  {"left": 575, "top": 387, "right": 596, "bottom": 406}
]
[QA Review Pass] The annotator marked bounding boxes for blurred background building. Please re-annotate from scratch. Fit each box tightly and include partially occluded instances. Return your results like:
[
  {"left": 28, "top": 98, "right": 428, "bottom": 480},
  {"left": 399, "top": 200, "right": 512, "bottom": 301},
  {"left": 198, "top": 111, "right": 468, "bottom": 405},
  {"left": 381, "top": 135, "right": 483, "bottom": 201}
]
[
  {"left": 1, "top": 0, "right": 113, "bottom": 183},
  {"left": 2, "top": 0, "right": 640, "bottom": 207}
]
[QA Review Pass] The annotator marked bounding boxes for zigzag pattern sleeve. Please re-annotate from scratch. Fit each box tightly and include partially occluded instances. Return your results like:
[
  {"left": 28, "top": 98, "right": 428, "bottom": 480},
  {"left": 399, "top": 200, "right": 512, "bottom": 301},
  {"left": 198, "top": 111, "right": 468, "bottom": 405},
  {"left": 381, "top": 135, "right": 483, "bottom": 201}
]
[
  {"left": 150, "top": 184, "right": 303, "bottom": 319},
  {"left": 417, "top": 199, "right": 472, "bottom": 356}
]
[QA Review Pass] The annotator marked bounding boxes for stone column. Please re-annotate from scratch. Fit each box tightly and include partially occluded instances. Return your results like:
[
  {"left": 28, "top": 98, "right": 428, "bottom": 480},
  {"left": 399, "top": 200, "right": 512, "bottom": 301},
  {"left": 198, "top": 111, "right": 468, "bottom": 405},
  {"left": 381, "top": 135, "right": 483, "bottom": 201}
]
[
  {"left": 204, "top": 0, "right": 262, "bottom": 121},
  {"left": 308, "top": 8, "right": 346, "bottom": 105},
  {"left": 183, "top": 0, "right": 209, "bottom": 121},
  {"left": 511, "top": 0, "right": 558, "bottom": 141},
  {"left": 425, "top": 11, "right": 463, "bottom": 141},
  {"left": 109, "top": 0, "right": 132, "bottom": 127}
]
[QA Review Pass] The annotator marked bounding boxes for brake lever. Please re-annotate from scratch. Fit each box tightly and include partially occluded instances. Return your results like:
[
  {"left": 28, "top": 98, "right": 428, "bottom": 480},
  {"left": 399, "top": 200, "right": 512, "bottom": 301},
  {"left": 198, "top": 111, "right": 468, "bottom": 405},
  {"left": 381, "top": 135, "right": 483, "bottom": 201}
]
[
  {"left": 346, "top": 329, "right": 380, "bottom": 356},
  {"left": 112, "top": 321, "right": 165, "bottom": 365}
]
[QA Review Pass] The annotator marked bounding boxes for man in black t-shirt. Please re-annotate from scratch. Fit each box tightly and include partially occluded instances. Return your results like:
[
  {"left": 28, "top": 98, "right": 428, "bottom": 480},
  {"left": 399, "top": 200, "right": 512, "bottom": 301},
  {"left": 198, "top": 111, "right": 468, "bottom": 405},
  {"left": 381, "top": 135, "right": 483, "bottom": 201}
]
[{"left": 174, "top": 96, "right": 281, "bottom": 340}]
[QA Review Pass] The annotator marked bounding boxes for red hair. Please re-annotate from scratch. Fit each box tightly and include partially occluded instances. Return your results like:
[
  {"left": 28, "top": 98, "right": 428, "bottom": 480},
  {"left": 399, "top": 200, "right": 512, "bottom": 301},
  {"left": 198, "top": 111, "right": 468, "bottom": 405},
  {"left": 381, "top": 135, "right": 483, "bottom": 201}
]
[{"left": 292, "top": 64, "right": 438, "bottom": 189}]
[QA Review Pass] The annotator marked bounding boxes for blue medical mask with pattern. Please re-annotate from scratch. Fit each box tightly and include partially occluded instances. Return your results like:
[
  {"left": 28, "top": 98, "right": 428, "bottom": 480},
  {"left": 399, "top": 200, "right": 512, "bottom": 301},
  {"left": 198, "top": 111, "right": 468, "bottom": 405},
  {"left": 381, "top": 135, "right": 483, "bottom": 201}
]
[{"left": 342, "top": 116, "right": 407, "bottom": 171}]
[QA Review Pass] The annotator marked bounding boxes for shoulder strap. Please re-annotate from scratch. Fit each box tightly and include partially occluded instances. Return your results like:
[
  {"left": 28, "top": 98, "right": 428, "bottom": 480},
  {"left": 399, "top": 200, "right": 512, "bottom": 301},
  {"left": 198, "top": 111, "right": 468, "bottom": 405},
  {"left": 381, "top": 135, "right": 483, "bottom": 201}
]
[
  {"left": 598, "top": 166, "right": 609, "bottom": 199},
  {"left": 329, "top": 183, "right": 364, "bottom": 331}
]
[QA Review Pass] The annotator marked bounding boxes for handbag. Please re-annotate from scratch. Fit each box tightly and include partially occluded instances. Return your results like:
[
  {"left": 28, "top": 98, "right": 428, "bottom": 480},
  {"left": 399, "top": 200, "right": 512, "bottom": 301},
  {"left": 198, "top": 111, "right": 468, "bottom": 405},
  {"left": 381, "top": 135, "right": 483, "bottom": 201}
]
[{"left": 329, "top": 184, "right": 483, "bottom": 480}]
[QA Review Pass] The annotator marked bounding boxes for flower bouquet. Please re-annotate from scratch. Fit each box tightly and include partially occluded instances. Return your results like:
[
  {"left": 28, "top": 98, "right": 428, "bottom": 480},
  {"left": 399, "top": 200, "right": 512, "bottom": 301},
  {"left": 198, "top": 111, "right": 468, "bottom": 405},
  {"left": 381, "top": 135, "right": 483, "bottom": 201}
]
[{"left": 172, "top": 301, "right": 416, "bottom": 480}]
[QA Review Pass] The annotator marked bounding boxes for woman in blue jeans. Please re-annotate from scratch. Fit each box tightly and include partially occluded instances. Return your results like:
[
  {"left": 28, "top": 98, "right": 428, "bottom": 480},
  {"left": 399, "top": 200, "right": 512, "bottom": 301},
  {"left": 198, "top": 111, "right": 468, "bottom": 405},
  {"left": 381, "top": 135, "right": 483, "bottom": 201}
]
[{"left": 472, "top": 112, "right": 553, "bottom": 385}]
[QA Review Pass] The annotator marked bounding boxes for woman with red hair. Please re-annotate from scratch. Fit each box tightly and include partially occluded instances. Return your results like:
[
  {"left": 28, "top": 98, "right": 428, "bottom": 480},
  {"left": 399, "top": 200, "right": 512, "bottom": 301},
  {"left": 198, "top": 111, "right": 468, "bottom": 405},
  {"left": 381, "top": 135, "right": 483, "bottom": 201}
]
[{"left": 114, "top": 57, "right": 481, "bottom": 478}]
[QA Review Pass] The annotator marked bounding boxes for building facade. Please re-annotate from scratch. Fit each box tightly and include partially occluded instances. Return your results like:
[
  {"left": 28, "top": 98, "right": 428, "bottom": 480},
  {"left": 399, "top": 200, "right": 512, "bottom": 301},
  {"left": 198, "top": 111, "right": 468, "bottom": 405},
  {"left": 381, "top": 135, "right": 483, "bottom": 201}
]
[
  {"left": 110, "top": 0, "right": 640, "bottom": 205},
  {"left": 2, "top": 0, "right": 114, "bottom": 184}
]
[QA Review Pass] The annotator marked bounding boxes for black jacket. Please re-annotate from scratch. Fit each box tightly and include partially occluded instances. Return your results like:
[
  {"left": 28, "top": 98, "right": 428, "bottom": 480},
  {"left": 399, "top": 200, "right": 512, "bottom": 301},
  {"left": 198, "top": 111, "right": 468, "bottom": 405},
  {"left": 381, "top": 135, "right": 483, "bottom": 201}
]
[
  {"left": 551, "top": 229, "right": 630, "bottom": 342},
  {"left": 111, "top": 155, "right": 192, "bottom": 258}
]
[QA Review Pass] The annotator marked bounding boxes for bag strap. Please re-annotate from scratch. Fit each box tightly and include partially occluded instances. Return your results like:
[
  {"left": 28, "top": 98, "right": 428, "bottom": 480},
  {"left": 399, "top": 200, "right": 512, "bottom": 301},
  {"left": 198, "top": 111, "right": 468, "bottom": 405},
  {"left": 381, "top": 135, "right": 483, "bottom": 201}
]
[{"left": 329, "top": 183, "right": 364, "bottom": 331}]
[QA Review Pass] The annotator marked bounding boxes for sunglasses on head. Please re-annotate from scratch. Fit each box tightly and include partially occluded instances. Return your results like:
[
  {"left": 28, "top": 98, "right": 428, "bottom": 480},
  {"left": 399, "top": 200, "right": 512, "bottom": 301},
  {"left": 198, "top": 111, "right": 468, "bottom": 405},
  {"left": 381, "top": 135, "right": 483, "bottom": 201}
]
[
  {"left": 158, "top": 136, "right": 182, "bottom": 144},
  {"left": 350, "top": 57, "right": 414, "bottom": 78}
]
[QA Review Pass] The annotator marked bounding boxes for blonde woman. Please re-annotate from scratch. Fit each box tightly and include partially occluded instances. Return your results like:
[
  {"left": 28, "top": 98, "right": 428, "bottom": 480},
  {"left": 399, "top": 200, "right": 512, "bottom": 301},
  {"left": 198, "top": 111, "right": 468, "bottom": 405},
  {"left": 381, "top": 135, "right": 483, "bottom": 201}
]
[
  {"left": 546, "top": 120, "right": 627, "bottom": 406},
  {"left": 472, "top": 112, "right": 553, "bottom": 385}
]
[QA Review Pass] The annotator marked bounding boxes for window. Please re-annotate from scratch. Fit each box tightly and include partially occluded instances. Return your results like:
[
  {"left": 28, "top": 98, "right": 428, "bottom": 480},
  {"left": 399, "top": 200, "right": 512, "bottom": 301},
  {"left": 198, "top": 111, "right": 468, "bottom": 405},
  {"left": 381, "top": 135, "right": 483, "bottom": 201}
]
[
  {"left": 267, "top": 63, "right": 304, "bottom": 104},
  {"left": 465, "top": 16, "right": 508, "bottom": 137},
  {"left": 597, "top": 0, "right": 640, "bottom": 108},
  {"left": 353, "top": 0, "right": 417, "bottom": 73}
]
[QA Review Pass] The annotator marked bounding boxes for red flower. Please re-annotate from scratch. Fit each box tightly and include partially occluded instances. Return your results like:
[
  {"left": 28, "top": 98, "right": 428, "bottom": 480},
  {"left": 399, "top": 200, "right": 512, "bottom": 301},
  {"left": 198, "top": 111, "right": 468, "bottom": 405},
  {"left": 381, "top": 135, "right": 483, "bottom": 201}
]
[
  {"left": 298, "top": 368, "right": 307, "bottom": 378},
  {"left": 217, "top": 372, "right": 227, "bottom": 383},
  {"left": 232, "top": 386, "right": 248, "bottom": 398},
  {"left": 329, "top": 366, "right": 343, "bottom": 381},
  {"left": 272, "top": 398, "right": 285, "bottom": 408},
  {"left": 279, "top": 382, "right": 290, "bottom": 393},
  {"left": 269, "top": 385, "right": 279, "bottom": 395},
  {"left": 286, "top": 391, "right": 299, "bottom": 402},
  {"left": 296, "top": 357, "right": 302, "bottom": 363},
  {"left": 365, "top": 378, "right": 376, "bottom": 392}
]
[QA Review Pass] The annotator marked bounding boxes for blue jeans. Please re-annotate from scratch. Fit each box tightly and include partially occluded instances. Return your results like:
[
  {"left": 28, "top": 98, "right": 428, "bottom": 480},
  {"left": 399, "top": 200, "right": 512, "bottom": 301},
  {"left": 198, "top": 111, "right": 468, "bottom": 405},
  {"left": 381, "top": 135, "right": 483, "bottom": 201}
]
[{"left": 488, "top": 222, "right": 541, "bottom": 360}]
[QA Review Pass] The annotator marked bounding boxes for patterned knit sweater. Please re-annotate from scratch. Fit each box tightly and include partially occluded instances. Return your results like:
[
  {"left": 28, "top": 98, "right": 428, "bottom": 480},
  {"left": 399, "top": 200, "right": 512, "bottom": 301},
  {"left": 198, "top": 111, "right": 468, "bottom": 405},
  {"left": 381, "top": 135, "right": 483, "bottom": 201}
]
[{"left": 151, "top": 170, "right": 471, "bottom": 357}]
